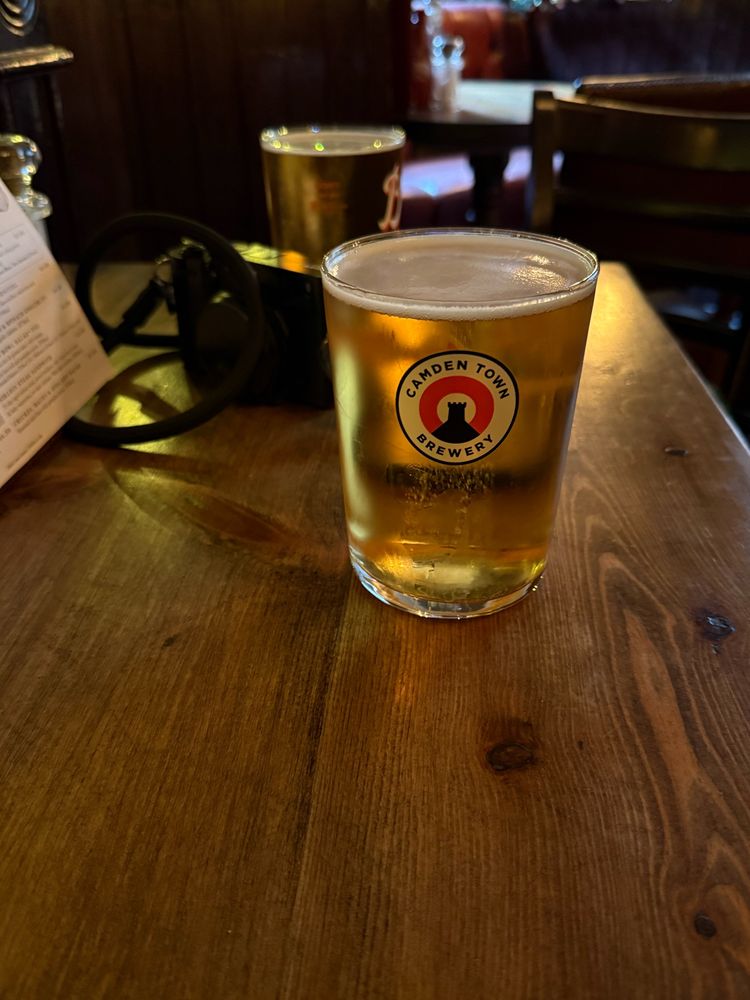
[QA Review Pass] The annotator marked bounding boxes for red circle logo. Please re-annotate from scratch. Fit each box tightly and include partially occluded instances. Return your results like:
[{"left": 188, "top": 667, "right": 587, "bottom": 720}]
[{"left": 396, "top": 351, "right": 518, "bottom": 465}]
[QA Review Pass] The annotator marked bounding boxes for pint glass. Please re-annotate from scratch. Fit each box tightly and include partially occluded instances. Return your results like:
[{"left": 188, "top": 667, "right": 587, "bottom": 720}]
[
  {"left": 259, "top": 125, "right": 405, "bottom": 265},
  {"left": 321, "top": 229, "right": 599, "bottom": 619}
]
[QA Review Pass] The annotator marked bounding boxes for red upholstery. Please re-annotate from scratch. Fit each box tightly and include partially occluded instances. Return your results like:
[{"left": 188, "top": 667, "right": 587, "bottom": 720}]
[
  {"left": 441, "top": 2, "right": 531, "bottom": 80},
  {"left": 441, "top": 3, "right": 503, "bottom": 79}
]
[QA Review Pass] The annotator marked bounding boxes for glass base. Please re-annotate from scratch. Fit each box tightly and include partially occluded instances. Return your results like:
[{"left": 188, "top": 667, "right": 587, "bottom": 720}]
[{"left": 352, "top": 559, "right": 541, "bottom": 620}]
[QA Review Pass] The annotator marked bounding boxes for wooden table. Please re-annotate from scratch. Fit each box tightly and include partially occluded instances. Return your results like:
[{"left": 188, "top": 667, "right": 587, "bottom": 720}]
[
  {"left": 1, "top": 265, "right": 749, "bottom": 998},
  {"left": 405, "top": 80, "right": 573, "bottom": 224}
]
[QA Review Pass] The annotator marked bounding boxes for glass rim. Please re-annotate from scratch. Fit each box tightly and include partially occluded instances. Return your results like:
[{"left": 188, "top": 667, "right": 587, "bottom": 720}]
[
  {"left": 320, "top": 228, "right": 599, "bottom": 313},
  {"left": 259, "top": 123, "right": 406, "bottom": 155}
]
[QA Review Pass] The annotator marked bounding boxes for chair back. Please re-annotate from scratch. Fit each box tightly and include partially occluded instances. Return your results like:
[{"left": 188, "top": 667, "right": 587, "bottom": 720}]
[
  {"left": 576, "top": 73, "right": 750, "bottom": 113},
  {"left": 529, "top": 90, "right": 750, "bottom": 414}
]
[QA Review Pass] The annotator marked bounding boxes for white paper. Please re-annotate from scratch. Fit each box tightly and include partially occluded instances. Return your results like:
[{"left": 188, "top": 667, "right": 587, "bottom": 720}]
[{"left": 0, "top": 180, "right": 114, "bottom": 487}]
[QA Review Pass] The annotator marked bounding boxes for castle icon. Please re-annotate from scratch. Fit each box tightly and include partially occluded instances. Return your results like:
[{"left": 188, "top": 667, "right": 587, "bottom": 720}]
[{"left": 432, "top": 401, "right": 478, "bottom": 443}]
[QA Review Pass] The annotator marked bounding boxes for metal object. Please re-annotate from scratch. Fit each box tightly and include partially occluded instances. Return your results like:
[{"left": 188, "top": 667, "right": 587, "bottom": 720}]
[
  {"left": 0, "top": 0, "right": 37, "bottom": 37},
  {"left": 0, "top": 43, "right": 72, "bottom": 78}
]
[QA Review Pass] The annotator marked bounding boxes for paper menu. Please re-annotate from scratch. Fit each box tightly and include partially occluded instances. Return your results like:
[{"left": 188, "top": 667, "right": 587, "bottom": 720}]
[{"left": 0, "top": 179, "right": 114, "bottom": 488}]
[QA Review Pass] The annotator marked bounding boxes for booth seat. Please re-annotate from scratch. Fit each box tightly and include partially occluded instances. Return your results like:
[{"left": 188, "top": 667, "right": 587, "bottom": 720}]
[
  {"left": 530, "top": 0, "right": 750, "bottom": 80},
  {"left": 441, "top": 2, "right": 531, "bottom": 80}
]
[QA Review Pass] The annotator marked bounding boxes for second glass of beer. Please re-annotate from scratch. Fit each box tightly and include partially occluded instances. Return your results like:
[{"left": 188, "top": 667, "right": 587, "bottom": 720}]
[
  {"left": 321, "top": 229, "right": 599, "bottom": 619},
  {"left": 260, "top": 125, "right": 405, "bottom": 265}
]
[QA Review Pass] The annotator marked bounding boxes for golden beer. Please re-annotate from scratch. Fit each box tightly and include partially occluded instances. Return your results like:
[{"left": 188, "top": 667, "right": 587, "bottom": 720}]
[
  {"left": 260, "top": 125, "right": 405, "bottom": 265},
  {"left": 321, "top": 229, "right": 598, "bottom": 618}
]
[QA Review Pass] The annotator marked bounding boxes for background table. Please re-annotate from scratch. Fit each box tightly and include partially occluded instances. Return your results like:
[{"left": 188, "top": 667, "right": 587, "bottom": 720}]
[
  {"left": 407, "top": 80, "right": 575, "bottom": 144},
  {"left": 1, "top": 265, "right": 749, "bottom": 998},
  {"left": 405, "top": 80, "right": 573, "bottom": 224}
]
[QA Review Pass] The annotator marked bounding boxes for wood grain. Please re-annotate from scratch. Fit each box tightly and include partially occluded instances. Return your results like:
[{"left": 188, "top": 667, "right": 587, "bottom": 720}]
[{"left": 0, "top": 265, "right": 749, "bottom": 998}]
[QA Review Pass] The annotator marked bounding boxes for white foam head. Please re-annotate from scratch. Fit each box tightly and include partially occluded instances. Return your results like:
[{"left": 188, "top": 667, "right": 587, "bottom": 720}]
[
  {"left": 321, "top": 229, "right": 598, "bottom": 320},
  {"left": 260, "top": 125, "right": 405, "bottom": 157}
]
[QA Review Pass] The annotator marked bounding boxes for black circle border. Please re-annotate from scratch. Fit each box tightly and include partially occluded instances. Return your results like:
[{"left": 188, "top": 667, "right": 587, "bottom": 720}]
[{"left": 395, "top": 349, "right": 520, "bottom": 466}]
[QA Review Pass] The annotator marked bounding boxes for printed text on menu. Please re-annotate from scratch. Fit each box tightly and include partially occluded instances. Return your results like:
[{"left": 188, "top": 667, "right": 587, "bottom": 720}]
[{"left": 0, "top": 180, "right": 113, "bottom": 487}]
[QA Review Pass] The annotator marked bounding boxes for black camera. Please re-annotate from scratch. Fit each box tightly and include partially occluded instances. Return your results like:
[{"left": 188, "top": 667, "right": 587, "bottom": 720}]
[
  {"left": 69, "top": 213, "right": 333, "bottom": 446},
  {"left": 170, "top": 240, "right": 332, "bottom": 410}
]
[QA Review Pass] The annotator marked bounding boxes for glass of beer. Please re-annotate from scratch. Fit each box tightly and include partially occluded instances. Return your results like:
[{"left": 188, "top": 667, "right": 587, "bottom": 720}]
[
  {"left": 259, "top": 125, "right": 405, "bottom": 265},
  {"left": 321, "top": 228, "right": 599, "bottom": 619}
]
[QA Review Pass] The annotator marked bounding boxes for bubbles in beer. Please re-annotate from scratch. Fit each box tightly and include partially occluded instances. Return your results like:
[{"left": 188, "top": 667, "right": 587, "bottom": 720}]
[{"left": 260, "top": 126, "right": 405, "bottom": 157}]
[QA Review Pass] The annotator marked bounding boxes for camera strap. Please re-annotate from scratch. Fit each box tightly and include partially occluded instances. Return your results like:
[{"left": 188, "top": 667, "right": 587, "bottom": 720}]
[{"left": 66, "top": 212, "right": 265, "bottom": 446}]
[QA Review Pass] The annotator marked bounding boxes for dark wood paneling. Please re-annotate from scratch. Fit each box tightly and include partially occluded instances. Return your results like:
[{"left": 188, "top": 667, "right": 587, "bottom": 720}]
[
  {"left": 44, "top": 0, "right": 409, "bottom": 256},
  {"left": 31, "top": 3, "right": 140, "bottom": 258}
]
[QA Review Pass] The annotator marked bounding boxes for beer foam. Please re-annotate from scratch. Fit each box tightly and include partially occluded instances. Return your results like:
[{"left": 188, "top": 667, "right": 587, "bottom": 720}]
[
  {"left": 260, "top": 126, "right": 405, "bottom": 156},
  {"left": 322, "top": 231, "right": 598, "bottom": 319}
]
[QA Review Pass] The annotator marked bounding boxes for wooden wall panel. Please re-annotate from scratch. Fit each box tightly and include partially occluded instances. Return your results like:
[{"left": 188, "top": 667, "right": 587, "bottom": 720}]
[
  {"left": 43, "top": 0, "right": 409, "bottom": 257},
  {"left": 118, "top": 0, "right": 199, "bottom": 216},
  {"left": 177, "top": 0, "right": 256, "bottom": 239},
  {"left": 229, "top": 0, "right": 312, "bottom": 241},
  {"left": 35, "top": 2, "right": 140, "bottom": 258}
]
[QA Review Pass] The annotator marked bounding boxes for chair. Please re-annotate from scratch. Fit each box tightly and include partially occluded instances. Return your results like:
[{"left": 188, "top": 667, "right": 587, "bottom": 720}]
[
  {"left": 575, "top": 73, "right": 750, "bottom": 114},
  {"left": 529, "top": 91, "right": 750, "bottom": 427}
]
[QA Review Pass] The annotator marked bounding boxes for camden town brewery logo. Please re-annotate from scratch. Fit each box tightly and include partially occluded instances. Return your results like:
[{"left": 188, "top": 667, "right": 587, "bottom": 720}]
[{"left": 396, "top": 351, "right": 519, "bottom": 465}]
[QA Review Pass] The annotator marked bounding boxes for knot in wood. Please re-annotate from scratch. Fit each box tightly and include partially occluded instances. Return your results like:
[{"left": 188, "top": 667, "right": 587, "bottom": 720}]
[
  {"left": 704, "top": 614, "right": 735, "bottom": 639},
  {"left": 486, "top": 742, "right": 535, "bottom": 773},
  {"left": 694, "top": 912, "right": 717, "bottom": 938},
  {"left": 694, "top": 609, "right": 736, "bottom": 654}
]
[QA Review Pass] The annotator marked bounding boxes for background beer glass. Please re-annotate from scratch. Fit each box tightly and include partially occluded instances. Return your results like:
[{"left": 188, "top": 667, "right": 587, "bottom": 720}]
[
  {"left": 321, "top": 228, "right": 599, "bottom": 619},
  {"left": 259, "top": 125, "right": 405, "bottom": 265}
]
